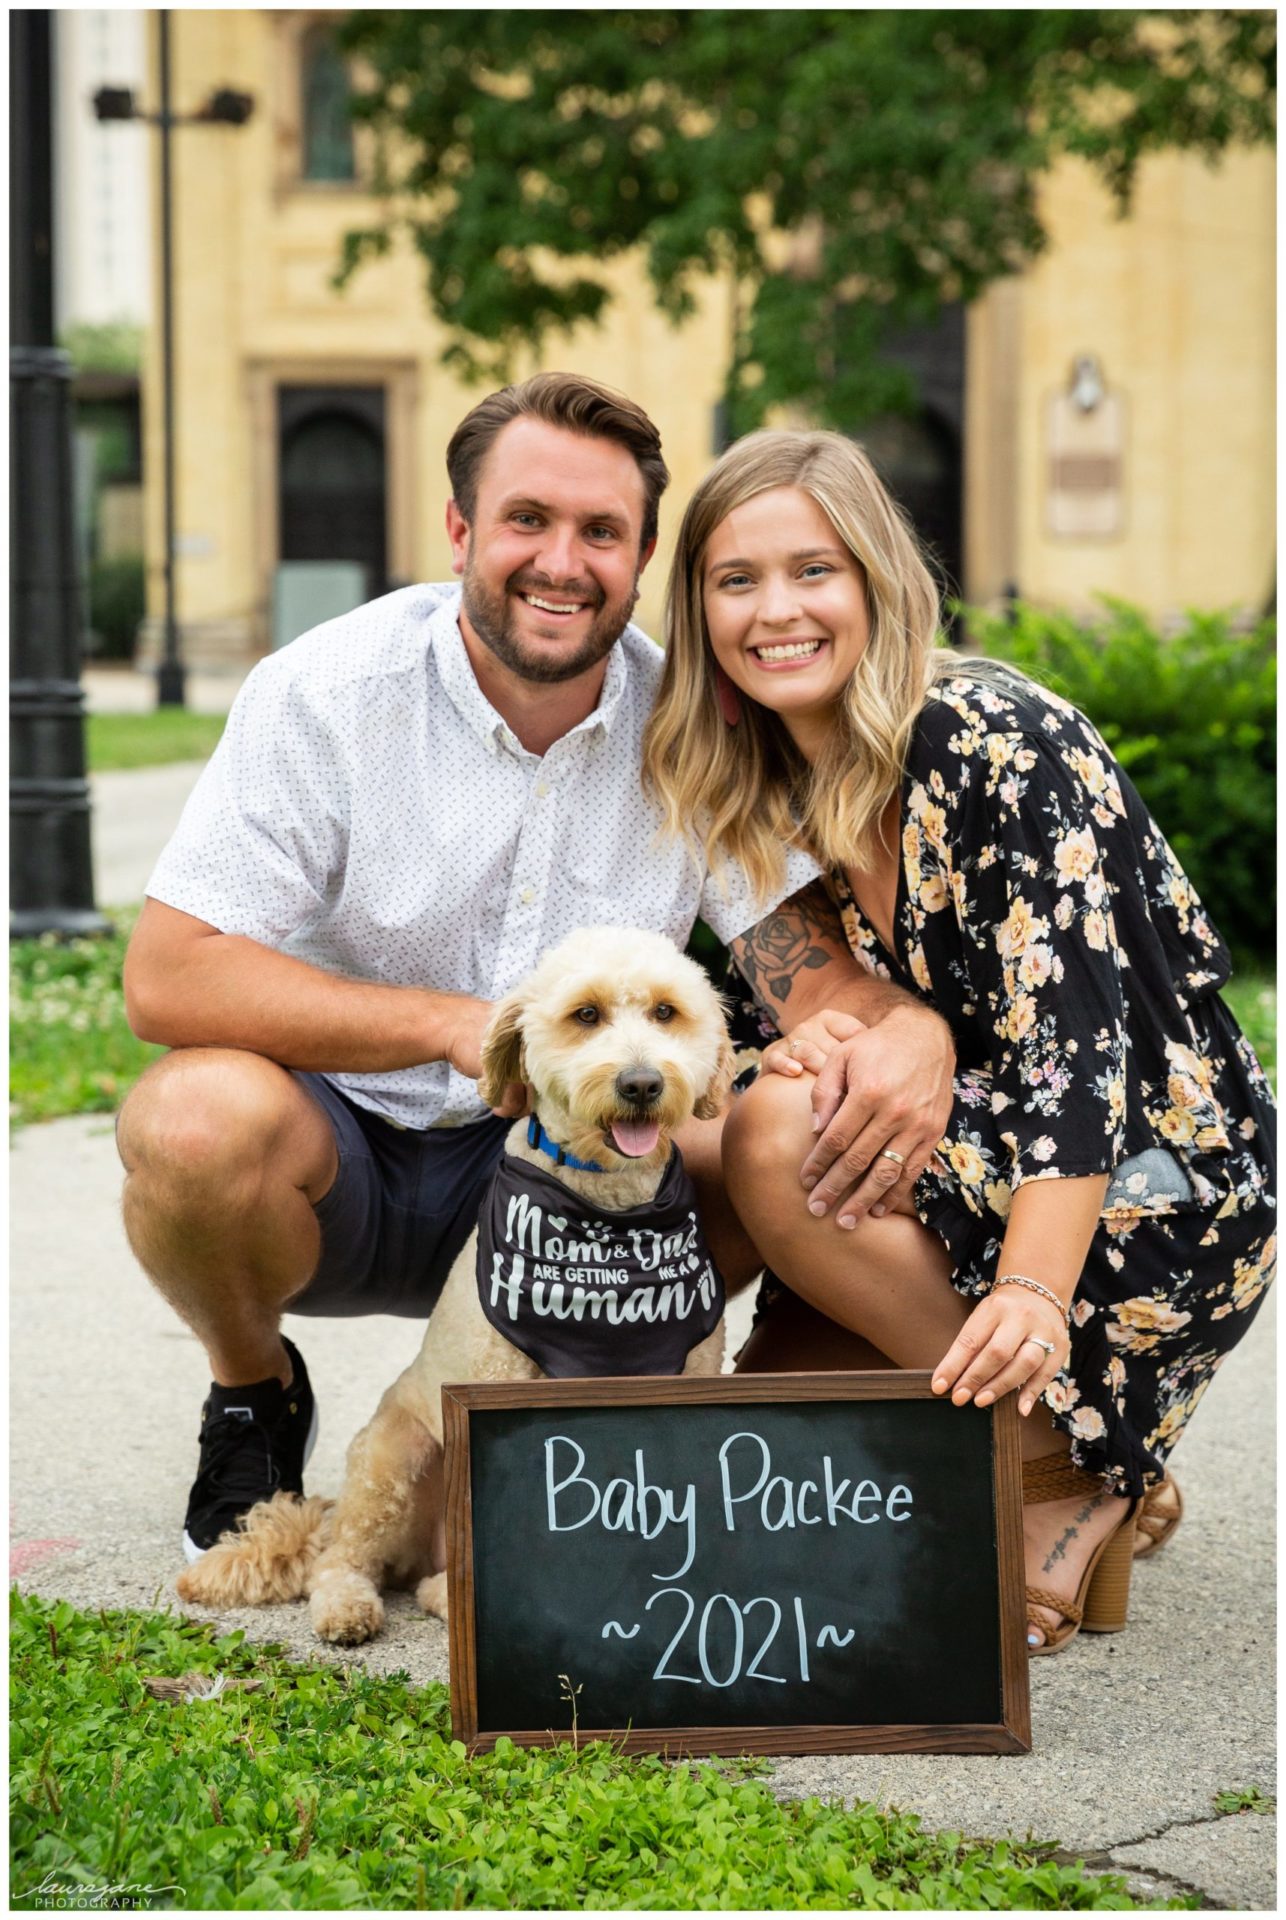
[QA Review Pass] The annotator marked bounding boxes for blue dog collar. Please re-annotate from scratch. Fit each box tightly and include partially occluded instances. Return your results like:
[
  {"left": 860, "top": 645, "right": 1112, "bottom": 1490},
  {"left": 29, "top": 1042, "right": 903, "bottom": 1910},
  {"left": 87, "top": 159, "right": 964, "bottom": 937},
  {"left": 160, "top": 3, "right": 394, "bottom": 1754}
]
[{"left": 527, "top": 1114, "right": 604, "bottom": 1173}]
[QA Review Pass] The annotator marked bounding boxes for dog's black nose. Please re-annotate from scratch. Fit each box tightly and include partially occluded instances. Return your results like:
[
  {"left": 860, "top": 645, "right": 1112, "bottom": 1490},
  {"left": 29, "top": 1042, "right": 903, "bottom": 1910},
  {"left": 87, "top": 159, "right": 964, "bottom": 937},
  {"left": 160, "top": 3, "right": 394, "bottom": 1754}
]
[{"left": 616, "top": 1067, "right": 663, "bottom": 1108}]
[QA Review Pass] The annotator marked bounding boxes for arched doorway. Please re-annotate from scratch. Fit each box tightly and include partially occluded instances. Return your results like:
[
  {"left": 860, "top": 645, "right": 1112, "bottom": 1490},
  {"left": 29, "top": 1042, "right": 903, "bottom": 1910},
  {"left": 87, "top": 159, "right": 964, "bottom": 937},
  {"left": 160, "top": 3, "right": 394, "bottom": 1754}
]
[{"left": 277, "top": 385, "right": 387, "bottom": 598}]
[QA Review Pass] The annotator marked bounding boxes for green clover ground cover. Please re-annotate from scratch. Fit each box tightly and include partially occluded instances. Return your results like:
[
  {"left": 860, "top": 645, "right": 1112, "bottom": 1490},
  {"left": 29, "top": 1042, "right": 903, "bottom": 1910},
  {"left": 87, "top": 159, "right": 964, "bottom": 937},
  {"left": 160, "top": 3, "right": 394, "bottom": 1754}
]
[{"left": 10, "top": 1592, "right": 1181, "bottom": 1912}]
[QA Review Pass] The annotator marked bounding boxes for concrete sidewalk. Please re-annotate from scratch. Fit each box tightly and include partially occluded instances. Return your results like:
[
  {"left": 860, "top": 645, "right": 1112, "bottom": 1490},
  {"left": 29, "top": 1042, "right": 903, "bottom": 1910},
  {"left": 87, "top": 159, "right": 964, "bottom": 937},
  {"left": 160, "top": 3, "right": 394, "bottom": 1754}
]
[
  {"left": 81, "top": 663, "right": 248, "bottom": 908},
  {"left": 83, "top": 663, "right": 248, "bottom": 716},
  {"left": 10, "top": 1107, "right": 1277, "bottom": 1908},
  {"left": 91, "top": 762, "right": 209, "bottom": 908}
]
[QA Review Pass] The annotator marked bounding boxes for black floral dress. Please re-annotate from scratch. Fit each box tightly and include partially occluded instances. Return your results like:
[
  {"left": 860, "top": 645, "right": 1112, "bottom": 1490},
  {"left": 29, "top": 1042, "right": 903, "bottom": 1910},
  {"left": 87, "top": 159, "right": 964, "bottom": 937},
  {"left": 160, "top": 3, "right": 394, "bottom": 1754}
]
[{"left": 730, "top": 665, "right": 1276, "bottom": 1498}]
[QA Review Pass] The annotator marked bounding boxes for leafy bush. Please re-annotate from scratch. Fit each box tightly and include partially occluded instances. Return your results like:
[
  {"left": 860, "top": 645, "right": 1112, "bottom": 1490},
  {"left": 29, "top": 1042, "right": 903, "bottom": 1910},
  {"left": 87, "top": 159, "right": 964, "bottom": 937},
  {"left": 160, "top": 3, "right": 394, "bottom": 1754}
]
[
  {"left": 88, "top": 552, "right": 145, "bottom": 661},
  {"left": 9, "top": 916, "right": 162, "bottom": 1126},
  {"left": 962, "top": 600, "right": 1276, "bottom": 963},
  {"left": 60, "top": 319, "right": 144, "bottom": 376}
]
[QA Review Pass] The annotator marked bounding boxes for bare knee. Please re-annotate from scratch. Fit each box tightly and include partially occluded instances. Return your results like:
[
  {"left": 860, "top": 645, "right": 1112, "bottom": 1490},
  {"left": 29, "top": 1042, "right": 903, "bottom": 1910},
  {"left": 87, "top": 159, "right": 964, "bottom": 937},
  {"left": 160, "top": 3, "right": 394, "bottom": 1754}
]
[
  {"left": 117, "top": 1049, "right": 335, "bottom": 1201},
  {"left": 724, "top": 1073, "right": 925, "bottom": 1269},
  {"left": 722, "top": 1073, "right": 814, "bottom": 1221}
]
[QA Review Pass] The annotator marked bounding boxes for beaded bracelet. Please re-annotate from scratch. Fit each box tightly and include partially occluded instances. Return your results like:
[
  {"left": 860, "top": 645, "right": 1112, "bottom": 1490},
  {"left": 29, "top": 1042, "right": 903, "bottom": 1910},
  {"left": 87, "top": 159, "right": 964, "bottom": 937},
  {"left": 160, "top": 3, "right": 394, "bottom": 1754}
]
[{"left": 992, "top": 1273, "right": 1071, "bottom": 1327}]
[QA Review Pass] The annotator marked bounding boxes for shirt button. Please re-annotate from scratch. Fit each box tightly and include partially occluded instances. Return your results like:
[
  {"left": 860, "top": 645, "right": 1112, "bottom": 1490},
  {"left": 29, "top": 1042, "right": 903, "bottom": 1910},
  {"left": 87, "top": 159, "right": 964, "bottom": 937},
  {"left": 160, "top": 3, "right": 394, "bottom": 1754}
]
[
  {"left": 536, "top": 781, "right": 550, "bottom": 798},
  {"left": 520, "top": 886, "right": 535, "bottom": 905}
]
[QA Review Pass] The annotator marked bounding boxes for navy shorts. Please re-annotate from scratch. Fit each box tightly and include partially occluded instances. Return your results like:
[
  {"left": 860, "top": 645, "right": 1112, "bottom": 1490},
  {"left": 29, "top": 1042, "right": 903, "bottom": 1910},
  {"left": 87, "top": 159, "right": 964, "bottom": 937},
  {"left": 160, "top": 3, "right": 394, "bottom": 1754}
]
[{"left": 287, "top": 1071, "right": 511, "bottom": 1319}]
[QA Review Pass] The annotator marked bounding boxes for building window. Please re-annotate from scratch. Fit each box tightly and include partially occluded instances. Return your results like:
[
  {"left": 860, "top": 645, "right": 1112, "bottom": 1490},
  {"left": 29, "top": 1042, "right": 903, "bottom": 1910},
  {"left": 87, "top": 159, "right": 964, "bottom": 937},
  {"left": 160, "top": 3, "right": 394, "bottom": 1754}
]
[{"left": 301, "top": 27, "right": 354, "bottom": 183}]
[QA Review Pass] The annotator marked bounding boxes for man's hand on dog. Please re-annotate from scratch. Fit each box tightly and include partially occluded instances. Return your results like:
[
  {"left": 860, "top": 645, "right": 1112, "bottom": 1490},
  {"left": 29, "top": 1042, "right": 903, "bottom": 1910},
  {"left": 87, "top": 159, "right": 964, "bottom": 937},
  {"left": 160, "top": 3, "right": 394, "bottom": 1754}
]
[
  {"left": 763, "top": 1003, "right": 955, "bottom": 1224},
  {"left": 447, "top": 998, "right": 527, "bottom": 1116}
]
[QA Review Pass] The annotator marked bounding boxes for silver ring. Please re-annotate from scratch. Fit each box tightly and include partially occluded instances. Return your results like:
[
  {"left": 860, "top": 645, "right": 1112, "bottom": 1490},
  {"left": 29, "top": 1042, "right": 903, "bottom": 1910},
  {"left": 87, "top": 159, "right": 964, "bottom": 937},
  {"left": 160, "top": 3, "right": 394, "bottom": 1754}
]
[
  {"left": 785, "top": 1038, "right": 799, "bottom": 1058},
  {"left": 1023, "top": 1336, "right": 1056, "bottom": 1356},
  {"left": 879, "top": 1148, "right": 905, "bottom": 1165}
]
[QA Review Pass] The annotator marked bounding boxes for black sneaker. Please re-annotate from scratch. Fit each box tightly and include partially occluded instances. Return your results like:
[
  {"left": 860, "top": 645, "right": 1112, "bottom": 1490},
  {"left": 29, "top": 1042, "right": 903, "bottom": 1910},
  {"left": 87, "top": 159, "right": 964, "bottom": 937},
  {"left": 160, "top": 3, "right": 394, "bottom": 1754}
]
[{"left": 181, "top": 1336, "right": 318, "bottom": 1562}]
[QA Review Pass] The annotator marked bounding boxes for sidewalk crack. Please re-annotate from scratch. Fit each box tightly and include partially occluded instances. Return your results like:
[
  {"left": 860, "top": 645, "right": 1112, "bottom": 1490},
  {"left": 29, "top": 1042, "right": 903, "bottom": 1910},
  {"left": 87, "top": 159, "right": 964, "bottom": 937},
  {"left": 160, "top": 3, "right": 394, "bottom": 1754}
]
[
  {"left": 1114, "top": 1805, "right": 1271, "bottom": 1851},
  {"left": 1046, "top": 1808, "right": 1274, "bottom": 1909}
]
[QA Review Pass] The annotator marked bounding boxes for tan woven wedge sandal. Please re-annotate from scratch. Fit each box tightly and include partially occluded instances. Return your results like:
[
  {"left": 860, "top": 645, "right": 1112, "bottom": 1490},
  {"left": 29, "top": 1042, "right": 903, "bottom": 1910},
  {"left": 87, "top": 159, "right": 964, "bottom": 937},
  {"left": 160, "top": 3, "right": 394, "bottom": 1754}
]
[
  {"left": 1023, "top": 1451, "right": 1138, "bottom": 1656},
  {"left": 1133, "top": 1472, "right": 1183, "bottom": 1559}
]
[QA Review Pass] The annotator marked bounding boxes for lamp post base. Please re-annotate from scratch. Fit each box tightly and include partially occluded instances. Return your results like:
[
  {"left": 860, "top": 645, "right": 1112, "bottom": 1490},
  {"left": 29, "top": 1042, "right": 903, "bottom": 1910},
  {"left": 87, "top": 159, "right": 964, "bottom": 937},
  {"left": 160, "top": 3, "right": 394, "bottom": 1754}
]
[{"left": 156, "top": 658, "right": 187, "bottom": 707}]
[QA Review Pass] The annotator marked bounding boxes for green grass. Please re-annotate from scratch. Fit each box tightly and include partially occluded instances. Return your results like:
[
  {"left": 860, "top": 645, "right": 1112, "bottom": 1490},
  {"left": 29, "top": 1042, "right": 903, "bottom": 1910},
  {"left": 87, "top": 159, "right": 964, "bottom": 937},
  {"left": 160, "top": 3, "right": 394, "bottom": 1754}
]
[
  {"left": 1222, "top": 969, "right": 1276, "bottom": 1085},
  {"left": 87, "top": 710, "right": 227, "bottom": 772},
  {"left": 9, "top": 1592, "right": 1181, "bottom": 1912},
  {"left": 9, "top": 913, "right": 162, "bottom": 1127}
]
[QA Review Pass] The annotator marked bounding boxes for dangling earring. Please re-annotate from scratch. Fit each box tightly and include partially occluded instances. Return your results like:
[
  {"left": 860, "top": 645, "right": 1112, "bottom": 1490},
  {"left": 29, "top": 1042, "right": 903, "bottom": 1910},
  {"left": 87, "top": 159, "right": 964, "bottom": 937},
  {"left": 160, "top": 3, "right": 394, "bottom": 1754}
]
[{"left": 714, "top": 663, "right": 741, "bottom": 727}]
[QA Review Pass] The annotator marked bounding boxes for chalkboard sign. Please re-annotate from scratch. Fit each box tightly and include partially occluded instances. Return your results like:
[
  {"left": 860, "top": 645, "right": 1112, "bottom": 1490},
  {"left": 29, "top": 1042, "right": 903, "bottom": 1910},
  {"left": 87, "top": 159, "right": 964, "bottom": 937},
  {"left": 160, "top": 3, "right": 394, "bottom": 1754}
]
[{"left": 442, "top": 1374, "right": 1030, "bottom": 1757}]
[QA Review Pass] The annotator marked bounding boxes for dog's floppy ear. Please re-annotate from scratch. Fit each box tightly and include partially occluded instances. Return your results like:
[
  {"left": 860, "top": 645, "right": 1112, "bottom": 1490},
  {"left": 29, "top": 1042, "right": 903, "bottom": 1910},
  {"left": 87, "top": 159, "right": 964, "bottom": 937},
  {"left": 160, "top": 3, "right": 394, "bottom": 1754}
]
[
  {"left": 694, "top": 1032, "right": 737, "bottom": 1121},
  {"left": 478, "top": 990, "right": 527, "bottom": 1107}
]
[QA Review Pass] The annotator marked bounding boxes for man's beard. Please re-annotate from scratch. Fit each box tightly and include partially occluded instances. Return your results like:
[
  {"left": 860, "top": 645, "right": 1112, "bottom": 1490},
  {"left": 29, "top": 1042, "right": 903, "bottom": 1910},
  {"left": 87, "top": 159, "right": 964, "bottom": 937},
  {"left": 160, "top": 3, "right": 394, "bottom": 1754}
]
[{"left": 462, "top": 555, "right": 639, "bottom": 685}]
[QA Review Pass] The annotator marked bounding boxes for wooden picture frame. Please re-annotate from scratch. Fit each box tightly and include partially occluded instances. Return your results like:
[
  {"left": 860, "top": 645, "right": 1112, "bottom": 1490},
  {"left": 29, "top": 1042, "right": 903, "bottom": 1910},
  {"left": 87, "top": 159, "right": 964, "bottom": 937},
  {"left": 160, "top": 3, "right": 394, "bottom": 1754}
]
[{"left": 442, "top": 1372, "right": 1031, "bottom": 1758}]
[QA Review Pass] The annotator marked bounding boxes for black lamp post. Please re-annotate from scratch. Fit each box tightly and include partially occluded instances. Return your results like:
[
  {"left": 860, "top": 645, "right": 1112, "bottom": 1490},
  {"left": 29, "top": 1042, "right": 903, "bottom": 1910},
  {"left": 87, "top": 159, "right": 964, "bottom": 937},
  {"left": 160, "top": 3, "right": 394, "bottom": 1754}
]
[
  {"left": 10, "top": 11, "right": 111, "bottom": 938},
  {"left": 94, "top": 11, "right": 253, "bottom": 708}
]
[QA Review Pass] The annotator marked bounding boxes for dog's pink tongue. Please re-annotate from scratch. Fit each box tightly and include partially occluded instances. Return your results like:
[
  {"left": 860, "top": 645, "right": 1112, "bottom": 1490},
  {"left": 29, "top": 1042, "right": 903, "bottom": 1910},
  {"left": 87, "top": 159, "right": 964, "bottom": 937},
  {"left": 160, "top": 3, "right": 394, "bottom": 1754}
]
[{"left": 610, "top": 1118, "right": 661, "bottom": 1158}]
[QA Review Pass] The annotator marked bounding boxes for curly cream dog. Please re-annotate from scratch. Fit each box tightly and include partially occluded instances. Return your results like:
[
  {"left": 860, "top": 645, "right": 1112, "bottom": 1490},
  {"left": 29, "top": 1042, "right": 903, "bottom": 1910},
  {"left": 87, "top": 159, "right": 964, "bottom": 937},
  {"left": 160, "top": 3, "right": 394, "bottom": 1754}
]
[{"left": 176, "top": 927, "right": 735, "bottom": 1644}]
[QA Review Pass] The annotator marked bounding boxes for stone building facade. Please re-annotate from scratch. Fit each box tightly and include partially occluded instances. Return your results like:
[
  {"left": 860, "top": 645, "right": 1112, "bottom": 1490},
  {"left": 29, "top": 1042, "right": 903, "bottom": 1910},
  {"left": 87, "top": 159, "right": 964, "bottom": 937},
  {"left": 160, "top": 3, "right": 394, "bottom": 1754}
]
[{"left": 138, "top": 11, "right": 1275, "bottom": 664}]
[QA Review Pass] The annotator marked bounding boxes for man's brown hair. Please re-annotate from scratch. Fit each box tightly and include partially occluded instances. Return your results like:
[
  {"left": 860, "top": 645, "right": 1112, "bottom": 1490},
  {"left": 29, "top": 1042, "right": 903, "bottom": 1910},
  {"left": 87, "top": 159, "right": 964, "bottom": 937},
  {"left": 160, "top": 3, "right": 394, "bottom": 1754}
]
[{"left": 446, "top": 371, "right": 670, "bottom": 550}]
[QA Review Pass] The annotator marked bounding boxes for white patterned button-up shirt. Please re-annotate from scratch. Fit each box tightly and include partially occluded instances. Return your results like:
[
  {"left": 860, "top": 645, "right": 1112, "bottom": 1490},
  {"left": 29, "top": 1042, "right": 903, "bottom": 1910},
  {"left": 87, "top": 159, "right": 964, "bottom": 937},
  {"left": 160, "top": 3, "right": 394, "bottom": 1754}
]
[{"left": 145, "top": 583, "right": 819, "bottom": 1129}]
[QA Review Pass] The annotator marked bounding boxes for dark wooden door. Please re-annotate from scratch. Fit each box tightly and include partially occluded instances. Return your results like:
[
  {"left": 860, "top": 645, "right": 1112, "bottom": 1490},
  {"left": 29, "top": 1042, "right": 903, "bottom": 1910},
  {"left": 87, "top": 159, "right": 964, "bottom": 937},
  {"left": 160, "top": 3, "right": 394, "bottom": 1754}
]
[
  {"left": 278, "top": 385, "right": 387, "bottom": 596},
  {"left": 859, "top": 406, "right": 964, "bottom": 613},
  {"left": 852, "top": 306, "right": 965, "bottom": 621}
]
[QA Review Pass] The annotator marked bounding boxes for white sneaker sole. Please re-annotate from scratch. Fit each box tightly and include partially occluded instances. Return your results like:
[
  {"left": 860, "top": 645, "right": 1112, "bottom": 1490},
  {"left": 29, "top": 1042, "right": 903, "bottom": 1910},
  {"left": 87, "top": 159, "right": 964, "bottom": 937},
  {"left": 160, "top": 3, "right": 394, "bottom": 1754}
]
[{"left": 181, "top": 1395, "right": 319, "bottom": 1564}]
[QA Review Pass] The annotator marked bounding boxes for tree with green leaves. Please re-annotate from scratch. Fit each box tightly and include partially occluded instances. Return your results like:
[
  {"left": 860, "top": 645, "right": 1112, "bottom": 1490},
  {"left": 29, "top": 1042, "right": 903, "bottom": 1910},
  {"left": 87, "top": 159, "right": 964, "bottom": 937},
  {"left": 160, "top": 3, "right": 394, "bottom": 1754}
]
[{"left": 335, "top": 9, "right": 1274, "bottom": 428}]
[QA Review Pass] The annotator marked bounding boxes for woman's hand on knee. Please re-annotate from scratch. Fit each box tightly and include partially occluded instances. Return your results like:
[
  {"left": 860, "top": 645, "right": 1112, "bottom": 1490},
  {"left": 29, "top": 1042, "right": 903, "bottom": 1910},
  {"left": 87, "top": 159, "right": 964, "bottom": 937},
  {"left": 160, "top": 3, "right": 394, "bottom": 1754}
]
[{"left": 779, "top": 1004, "right": 955, "bottom": 1226}]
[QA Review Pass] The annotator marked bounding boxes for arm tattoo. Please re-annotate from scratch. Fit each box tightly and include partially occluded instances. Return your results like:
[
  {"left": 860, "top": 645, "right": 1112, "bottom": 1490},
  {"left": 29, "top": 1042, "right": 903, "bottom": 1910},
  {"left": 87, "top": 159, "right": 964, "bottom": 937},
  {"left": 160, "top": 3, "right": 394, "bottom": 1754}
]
[{"left": 730, "top": 880, "right": 844, "bottom": 1014}]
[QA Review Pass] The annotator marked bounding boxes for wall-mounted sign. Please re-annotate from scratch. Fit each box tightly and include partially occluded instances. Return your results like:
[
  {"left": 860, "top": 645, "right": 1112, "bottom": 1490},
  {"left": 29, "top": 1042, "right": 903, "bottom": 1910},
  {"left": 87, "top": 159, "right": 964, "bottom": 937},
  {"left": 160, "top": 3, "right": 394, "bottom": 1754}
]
[
  {"left": 442, "top": 1373, "right": 1031, "bottom": 1758},
  {"left": 1046, "top": 357, "right": 1126, "bottom": 539}
]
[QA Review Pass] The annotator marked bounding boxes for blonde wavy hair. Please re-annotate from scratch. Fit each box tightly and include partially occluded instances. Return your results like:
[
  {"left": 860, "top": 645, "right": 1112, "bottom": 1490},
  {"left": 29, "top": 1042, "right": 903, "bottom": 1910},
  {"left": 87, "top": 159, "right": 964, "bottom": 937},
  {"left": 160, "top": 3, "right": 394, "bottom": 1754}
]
[{"left": 643, "top": 429, "right": 958, "bottom": 903}]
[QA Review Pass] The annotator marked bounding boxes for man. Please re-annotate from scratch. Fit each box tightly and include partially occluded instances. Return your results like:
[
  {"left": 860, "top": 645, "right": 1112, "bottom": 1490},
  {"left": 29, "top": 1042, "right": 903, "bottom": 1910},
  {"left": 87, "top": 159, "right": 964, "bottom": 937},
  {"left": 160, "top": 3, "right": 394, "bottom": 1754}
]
[{"left": 118, "top": 372, "right": 954, "bottom": 1561}]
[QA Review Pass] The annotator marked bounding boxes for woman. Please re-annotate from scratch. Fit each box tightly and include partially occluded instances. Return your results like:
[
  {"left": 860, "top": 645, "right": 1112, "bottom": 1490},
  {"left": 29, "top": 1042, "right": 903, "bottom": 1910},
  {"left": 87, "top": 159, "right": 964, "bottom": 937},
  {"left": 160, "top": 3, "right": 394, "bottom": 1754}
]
[{"left": 643, "top": 431, "right": 1275, "bottom": 1653}]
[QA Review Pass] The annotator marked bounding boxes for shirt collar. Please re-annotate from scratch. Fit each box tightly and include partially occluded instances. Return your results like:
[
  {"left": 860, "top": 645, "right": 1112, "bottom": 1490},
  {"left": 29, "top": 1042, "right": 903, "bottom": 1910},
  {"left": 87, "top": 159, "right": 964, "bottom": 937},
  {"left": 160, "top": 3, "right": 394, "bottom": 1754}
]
[{"left": 428, "top": 588, "right": 632, "bottom": 759}]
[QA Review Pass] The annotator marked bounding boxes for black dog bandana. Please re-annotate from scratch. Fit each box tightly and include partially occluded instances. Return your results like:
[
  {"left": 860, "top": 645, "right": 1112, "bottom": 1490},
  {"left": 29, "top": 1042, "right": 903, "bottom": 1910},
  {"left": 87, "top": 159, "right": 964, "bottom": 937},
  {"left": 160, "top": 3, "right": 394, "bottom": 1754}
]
[{"left": 476, "top": 1147, "right": 724, "bottom": 1377}]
